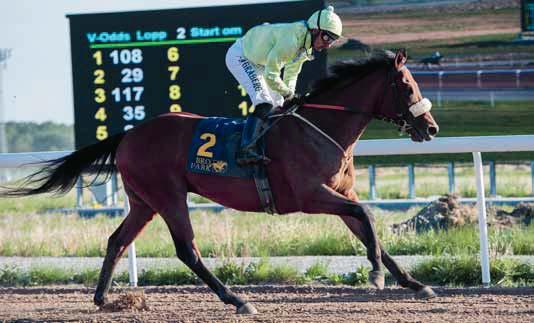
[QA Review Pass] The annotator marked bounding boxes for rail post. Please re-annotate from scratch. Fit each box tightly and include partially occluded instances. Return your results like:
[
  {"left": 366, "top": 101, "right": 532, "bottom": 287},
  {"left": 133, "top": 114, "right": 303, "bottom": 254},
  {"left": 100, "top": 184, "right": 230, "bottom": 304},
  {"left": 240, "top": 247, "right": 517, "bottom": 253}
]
[
  {"left": 473, "top": 152, "right": 491, "bottom": 287},
  {"left": 368, "top": 165, "right": 377, "bottom": 200},
  {"left": 408, "top": 164, "right": 415, "bottom": 199},
  {"left": 489, "top": 161, "right": 497, "bottom": 197},
  {"left": 448, "top": 162, "right": 455, "bottom": 193},
  {"left": 76, "top": 177, "right": 83, "bottom": 208},
  {"left": 111, "top": 172, "right": 118, "bottom": 206},
  {"left": 124, "top": 192, "right": 138, "bottom": 287}
]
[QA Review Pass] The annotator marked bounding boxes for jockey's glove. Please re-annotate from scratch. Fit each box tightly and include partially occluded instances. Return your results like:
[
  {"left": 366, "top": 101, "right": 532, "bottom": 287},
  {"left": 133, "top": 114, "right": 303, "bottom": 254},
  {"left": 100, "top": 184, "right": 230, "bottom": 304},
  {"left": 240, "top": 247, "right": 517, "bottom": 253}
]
[{"left": 283, "top": 93, "right": 305, "bottom": 108}]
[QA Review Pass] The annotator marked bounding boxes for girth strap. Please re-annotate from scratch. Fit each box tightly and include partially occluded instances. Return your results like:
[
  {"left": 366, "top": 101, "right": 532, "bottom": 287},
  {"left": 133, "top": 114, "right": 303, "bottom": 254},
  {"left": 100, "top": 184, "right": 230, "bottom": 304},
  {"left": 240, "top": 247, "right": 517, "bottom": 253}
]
[
  {"left": 252, "top": 164, "right": 277, "bottom": 215},
  {"left": 250, "top": 103, "right": 350, "bottom": 215}
]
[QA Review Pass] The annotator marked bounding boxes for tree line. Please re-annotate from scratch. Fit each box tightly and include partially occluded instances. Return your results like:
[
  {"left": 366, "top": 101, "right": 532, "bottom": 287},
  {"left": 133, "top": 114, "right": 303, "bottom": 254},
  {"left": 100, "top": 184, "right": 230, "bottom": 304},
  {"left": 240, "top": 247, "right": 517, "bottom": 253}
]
[{"left": 4, "top": 122, "right": 74, "bottom": 152}]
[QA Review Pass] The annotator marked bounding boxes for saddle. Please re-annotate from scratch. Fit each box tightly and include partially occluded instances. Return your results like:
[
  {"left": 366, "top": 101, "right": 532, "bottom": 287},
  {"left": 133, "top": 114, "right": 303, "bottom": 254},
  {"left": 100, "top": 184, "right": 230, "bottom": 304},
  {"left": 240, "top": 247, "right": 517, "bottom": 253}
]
[{"left": 187, "top": 117, "right": 277, "bottom": 214}]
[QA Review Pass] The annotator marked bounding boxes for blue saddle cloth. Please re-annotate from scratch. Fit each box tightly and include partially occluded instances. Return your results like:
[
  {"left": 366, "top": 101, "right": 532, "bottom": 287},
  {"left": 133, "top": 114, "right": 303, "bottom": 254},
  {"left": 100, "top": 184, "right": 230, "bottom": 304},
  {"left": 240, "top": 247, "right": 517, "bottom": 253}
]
[{"left": 187, "top": 117, "right": 258, "bottom": 178}]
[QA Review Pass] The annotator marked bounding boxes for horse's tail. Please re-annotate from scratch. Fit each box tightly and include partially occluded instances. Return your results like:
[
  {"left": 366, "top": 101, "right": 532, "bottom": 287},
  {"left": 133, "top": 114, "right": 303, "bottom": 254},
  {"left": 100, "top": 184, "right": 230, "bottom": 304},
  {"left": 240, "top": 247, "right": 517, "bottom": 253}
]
[{"left": 1, "top": 133, "right": 126, "bottom": 197}]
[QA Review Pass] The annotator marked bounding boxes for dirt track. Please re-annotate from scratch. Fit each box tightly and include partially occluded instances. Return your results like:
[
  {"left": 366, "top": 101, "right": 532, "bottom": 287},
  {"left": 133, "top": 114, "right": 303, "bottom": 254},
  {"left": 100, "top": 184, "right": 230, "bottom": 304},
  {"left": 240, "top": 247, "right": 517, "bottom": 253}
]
[
  {"left": 0, "top": 285, "right": 532, "bottom": 322},
  {"left": 336, "top": 0, "right": 520, "bottom": 45}
]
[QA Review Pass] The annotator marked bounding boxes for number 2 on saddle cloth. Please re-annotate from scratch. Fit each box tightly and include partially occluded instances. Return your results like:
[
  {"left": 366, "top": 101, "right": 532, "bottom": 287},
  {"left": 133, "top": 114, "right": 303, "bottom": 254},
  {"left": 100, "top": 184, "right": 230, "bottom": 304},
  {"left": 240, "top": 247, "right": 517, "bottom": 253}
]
[{"left": 187, "top": 117, "right": 268, "bottom": 179}]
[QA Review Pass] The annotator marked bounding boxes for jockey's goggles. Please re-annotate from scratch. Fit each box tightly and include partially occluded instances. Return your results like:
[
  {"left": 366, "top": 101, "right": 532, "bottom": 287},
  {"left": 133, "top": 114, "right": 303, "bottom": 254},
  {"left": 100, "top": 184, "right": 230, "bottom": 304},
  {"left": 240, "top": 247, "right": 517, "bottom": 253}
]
[{"left": 321, "top": 30, "right": 339, "bottom": 44}]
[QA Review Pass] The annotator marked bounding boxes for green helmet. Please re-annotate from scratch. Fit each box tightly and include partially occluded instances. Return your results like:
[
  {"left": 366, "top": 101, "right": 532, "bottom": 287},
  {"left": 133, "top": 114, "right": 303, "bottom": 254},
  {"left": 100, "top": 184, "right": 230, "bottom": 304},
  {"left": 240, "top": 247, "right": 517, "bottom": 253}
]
[{"left": 307, "top": 5, "right": 342, "bottom": 37}]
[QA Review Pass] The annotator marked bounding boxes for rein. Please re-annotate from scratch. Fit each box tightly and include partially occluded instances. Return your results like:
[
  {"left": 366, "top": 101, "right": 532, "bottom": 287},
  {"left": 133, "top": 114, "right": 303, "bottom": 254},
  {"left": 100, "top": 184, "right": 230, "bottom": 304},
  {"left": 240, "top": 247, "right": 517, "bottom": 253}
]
[
  {"left": 270, "top": 105, "right": 348, "bottom": 157},
  {"left": 268, "top": 102, "right": 405, "bottom": 158},
  {"left": 265, "top": 102, "right": 402, "bottom": 159},
  {"left": 257, "top": 65, "right": 432, "bottom": 158},
  {"left": 298, "top": 102, "right": 411, "bottom": 137}
]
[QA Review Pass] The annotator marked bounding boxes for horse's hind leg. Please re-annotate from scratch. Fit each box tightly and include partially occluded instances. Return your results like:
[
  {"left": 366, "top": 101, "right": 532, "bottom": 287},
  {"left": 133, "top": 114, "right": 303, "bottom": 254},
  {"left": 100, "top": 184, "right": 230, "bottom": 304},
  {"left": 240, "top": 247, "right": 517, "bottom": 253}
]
[
  {"left": 94, "top": 189, "right": 155, "bottom": 306},
  {"left": 160, "top": 198, "right": 257, "bottom": 314},
  {"left": 340, "top": 216, "right": 436, "bottom": 298}
]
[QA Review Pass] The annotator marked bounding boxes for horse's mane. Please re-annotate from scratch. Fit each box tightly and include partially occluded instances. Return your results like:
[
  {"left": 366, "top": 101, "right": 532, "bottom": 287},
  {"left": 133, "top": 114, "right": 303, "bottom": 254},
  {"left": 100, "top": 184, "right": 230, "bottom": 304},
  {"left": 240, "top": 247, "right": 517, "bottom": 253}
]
[{"left": 308, "top": 50, "right": 395, "bottom": 96}]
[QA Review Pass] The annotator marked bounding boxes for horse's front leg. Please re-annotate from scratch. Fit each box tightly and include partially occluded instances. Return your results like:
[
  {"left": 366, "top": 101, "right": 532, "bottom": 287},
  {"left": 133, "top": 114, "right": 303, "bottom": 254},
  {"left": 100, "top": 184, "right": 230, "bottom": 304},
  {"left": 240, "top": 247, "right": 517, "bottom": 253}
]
[
  {"left": 340, "top": 215, "right": 436, "bottom": 298},
  {"left": 161, "top": 199, "right": 257, "bottom": 314},
  {"left": 303, "top": 184, "right": 384, "bottom": 289}
]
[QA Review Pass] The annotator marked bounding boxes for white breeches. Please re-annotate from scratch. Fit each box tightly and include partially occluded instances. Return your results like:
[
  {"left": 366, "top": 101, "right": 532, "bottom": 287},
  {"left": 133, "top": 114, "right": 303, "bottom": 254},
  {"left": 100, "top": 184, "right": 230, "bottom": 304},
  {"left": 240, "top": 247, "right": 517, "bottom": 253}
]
[{"left": 225, "top": 38, "right": 284, "bottom": 108}]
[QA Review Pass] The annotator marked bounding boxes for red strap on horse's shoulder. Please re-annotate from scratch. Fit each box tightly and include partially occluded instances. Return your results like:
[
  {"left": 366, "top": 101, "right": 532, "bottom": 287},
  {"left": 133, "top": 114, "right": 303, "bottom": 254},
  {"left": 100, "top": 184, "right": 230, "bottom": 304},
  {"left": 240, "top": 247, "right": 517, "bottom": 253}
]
[{"left": 302, "top": 103, "right": 349, "bottom": 112}]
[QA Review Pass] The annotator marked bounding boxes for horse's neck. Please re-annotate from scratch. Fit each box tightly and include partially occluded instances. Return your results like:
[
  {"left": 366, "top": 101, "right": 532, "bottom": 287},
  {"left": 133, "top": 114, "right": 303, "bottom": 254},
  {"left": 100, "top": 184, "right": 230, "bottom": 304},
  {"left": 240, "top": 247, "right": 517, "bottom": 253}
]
[
  {"left": 297, "top": 108, "right": 372, "bottom": 151},
  {"left": 299, "top": 73, "right": 383, "bottom": 150}
]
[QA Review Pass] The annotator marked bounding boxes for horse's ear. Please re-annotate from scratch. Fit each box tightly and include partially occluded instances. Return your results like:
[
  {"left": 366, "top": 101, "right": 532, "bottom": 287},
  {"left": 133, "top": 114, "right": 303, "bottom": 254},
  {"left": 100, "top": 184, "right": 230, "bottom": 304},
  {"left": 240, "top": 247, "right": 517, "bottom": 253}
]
[{"left": 394, "top": 48, "right": 408, "bottom": 70}]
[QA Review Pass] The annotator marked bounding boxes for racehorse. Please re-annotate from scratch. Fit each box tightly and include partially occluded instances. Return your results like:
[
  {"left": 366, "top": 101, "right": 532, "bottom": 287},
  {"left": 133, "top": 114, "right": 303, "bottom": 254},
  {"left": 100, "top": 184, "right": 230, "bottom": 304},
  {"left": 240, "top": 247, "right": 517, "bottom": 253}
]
[{"left": 2, "top": 49, "right": 439, "bottom": 314}]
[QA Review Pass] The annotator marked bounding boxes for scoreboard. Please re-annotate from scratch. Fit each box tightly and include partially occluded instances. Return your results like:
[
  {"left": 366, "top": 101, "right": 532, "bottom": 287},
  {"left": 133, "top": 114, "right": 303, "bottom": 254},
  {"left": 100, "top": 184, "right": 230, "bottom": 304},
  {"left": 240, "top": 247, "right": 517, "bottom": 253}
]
[
  {"left": 522, "top": 0, "right": 534, "bottom": 32},
  {"left": 68, "top": 0, "right": 325, "bottom": 148}
]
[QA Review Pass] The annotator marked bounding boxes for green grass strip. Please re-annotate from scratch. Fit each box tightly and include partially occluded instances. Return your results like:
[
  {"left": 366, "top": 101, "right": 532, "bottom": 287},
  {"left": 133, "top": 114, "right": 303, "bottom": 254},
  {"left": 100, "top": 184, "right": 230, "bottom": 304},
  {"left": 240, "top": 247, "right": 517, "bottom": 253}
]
[
  {"left": 411, "top": 256, "right": 534, "bottom": 286},
  {"left": 1, "top": 258, "right": 533, "bottom": 287},
  {"left": 2, "top": 207, "right": 533, "bottom": 258}
]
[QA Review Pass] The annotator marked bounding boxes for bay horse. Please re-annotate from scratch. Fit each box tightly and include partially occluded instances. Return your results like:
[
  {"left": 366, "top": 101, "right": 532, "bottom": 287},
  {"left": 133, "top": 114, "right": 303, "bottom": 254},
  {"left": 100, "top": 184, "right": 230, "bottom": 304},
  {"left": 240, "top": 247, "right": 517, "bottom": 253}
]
[{"left": 3, "top": 49, "right": 439, "bottom": 314}]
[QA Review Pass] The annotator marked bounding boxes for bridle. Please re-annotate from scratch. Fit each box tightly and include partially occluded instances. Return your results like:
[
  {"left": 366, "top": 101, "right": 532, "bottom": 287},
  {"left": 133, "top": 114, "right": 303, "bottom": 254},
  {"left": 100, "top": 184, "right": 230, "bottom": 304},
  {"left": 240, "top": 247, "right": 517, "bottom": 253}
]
[
  {"left": 261, "top": 63, "right": 432, "bottom": 157},
  {"left": 377, "top": 65, "right": 415, "bottom": 134},
  {"left": 302, "top": 64, "right": 428, "bottom": 134}
]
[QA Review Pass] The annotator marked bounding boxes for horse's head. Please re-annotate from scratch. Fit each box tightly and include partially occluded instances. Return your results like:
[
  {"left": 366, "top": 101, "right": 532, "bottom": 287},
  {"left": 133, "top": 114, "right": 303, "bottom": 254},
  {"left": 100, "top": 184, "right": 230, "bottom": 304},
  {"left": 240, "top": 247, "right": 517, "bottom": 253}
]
[
  {"left": 306, "top": 49, "right": 439, "bottom": 143},
  {"left": 377, "top": 49, "right": 439, "bottom": 142}
]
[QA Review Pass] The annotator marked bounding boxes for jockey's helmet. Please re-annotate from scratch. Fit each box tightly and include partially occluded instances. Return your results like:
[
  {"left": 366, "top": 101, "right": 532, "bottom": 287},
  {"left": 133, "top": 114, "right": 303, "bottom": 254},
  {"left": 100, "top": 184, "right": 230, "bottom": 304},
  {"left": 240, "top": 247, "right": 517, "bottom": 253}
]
[{"left": 307, "top": 5, "right": 342, "bottom": 38}]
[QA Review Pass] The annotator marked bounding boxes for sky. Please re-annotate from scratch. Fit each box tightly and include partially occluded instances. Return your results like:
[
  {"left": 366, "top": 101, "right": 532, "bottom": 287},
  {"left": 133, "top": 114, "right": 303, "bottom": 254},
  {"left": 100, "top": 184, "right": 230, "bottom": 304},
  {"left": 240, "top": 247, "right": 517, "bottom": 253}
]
[{"left": 0, "top": 0, "right": 288, "bottom": 125}]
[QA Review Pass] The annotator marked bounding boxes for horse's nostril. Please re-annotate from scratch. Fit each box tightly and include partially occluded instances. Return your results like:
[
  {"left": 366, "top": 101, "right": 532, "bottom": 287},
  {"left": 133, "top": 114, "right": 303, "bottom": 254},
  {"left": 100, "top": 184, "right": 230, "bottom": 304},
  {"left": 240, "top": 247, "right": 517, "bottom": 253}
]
[{"left": 428, "top": 126, "right": 439, "bottom": 136}]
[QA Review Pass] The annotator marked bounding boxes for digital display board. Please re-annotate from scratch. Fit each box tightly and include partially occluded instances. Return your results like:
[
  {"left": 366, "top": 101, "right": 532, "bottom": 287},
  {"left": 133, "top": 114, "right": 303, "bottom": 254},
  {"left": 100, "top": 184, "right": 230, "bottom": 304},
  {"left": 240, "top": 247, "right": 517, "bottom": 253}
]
[
  {"left": 68, "top": 0, "right": 325, "bottom": 148},
  {"left": 522, "top": 0, "right": 534, "bottom": 31}
]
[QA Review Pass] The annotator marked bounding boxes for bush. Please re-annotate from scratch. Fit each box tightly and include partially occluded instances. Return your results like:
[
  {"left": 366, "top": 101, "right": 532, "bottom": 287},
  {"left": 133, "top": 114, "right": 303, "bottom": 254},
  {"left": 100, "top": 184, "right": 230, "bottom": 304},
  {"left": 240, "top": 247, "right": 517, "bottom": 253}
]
[
  {"left": 341, "top": 266, "right": 369, "bottom": 286},
  {"left": 410, "top": 257, "right": 534, "bottom": 286}
]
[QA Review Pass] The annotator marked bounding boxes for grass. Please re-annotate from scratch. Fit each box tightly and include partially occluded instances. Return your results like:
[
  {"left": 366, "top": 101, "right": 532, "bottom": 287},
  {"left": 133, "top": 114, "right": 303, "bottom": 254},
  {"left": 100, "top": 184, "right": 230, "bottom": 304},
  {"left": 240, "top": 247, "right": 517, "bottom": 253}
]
[
  {"left": 411, "top": 256, "right": 534, "bottom": 287},
  {"left": 0, "top": 193, "right": 76, "bottom": 214},
  {"left": 353, "top": 163, "right": 533, "bottom": 198},
  {"left": 356, "top": 100, "right": 534, "bottom": 164},
  {"left": 382, "top": 225, "right": 534, "bottom": 256},
  {"left": 1, "top": 257, "right": 532, "bottom": 287},
  {"left": 1, "top": 200, "right": 533, "bottom": 257},
  {"left": 362, "top": 101, "right": 534, "bottom": 140},
  {"left": 0, "top": 161, "right": 532, "bottom": 260}
]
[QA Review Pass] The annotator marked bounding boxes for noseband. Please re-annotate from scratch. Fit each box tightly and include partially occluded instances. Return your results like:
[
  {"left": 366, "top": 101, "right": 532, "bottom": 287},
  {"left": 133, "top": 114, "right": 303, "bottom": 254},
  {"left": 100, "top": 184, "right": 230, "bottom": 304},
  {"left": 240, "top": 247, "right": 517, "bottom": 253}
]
[{"left": 377, "top": 65, "right": 432, "bottom": 134}]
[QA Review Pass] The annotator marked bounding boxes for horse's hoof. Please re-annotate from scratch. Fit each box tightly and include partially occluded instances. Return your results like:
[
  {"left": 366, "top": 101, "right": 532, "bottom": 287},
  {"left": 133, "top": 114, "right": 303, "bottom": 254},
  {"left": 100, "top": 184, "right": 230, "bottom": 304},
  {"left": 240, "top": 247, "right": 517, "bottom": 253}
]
[
  {"left": 93, "top": 295, "right": 107, "bottom": 307},
  {"left": 369, "top": 270, "right": 385, "bottom": 290},
  {"left": 236, "top": 303, "right": 258, "bottom": 315},
  {"left": 416, "top": 286, "right": 437, "bottom": 299}
]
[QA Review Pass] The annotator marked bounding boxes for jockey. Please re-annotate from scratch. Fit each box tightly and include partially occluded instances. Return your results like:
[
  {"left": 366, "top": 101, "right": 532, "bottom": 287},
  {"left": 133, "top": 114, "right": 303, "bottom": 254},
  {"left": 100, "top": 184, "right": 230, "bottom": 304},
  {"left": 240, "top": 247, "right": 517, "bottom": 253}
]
[{"left": 226, "top": 5, "right": 342, "bottom": 165}]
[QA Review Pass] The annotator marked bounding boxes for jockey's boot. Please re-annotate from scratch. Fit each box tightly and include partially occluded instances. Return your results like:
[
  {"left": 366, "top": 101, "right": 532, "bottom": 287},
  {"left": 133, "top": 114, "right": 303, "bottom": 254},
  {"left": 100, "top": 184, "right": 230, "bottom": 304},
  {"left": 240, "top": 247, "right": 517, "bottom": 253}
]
[{"left": 236, "top": 103, "right": 272, "bottom": 165}]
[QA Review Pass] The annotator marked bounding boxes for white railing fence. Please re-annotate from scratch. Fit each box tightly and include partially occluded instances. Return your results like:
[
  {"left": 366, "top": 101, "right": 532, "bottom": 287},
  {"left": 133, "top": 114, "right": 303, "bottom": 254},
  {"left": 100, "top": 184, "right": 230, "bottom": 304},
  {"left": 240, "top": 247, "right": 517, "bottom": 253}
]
[{"left": 1, "top": 135, "right": 534, "bottom": 287}]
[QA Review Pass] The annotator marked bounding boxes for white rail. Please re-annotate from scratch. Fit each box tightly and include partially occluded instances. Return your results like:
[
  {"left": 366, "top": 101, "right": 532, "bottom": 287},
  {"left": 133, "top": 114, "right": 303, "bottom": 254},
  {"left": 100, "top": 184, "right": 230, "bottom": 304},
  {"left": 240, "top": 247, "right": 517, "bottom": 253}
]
[
  {"left": 2, "top": 135, "right": 534, "bottom": 287},
  {"left": 353, "top": 135, "right": 534, "bottom": 156}
]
